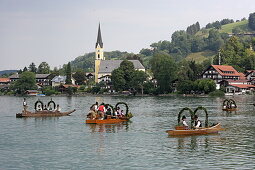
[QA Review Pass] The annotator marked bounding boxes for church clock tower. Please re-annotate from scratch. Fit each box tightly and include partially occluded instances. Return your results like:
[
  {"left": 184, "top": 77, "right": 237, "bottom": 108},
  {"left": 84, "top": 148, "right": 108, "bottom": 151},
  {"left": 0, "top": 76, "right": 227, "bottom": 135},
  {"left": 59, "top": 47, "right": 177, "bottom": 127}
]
[{"left": 95, "top": 23, "right": 104, "bottom": 83}]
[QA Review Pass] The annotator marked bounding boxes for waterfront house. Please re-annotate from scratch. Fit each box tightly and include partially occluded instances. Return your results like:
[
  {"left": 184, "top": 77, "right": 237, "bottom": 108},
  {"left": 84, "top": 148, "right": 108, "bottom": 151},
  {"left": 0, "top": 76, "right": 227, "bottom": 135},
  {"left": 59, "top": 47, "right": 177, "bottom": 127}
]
[
  {"left": 9, "top": 73, "right": 51, "bottom": 86},
  {"left": 51, "top": 75, "right": 76, "bottom": 87},
  {"left": 202, "top": 65, "right": 245, "bottom": 89},
  {"left": 0, "top": 78, "right": 10, "bottom": 85}
]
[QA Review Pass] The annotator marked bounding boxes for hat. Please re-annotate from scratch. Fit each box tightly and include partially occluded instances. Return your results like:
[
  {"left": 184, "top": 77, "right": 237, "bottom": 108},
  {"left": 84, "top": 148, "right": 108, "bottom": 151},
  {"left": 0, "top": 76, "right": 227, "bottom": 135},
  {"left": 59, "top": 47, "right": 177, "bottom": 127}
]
[{"left": 182, "top": 115, "right": 186, "bottom": 120}]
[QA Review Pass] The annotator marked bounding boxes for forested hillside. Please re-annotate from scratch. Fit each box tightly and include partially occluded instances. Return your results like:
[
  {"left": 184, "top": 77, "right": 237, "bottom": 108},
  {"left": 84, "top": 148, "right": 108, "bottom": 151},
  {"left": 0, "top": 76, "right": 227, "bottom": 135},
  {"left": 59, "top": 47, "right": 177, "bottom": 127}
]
[{"left": 70, "top": 12, "right": 255, "bottom": 71}]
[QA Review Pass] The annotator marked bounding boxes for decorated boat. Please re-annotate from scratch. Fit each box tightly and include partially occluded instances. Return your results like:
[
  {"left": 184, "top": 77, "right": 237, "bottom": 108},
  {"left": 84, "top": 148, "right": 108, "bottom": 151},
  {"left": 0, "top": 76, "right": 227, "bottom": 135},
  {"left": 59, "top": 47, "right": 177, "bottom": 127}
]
[
  {"left": 222, "top": 99, "right": 237, "bottom": 111},
  {"left": 166, "top": 106, "right": 223, "bottom": 136},
  {"left": 16, "top": 99, "right": 76, "bottom": 118},
  {"left": 86, "top": 102, "right": 133, "bottom": 124}
]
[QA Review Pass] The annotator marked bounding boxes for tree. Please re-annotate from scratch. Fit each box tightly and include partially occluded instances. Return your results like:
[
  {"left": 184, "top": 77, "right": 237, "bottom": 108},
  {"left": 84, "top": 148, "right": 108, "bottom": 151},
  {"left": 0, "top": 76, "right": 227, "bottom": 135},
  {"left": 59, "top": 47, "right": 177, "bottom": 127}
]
[
  {"left": 73, "top": 70, "right": 86, "bottom": 85},
  {"left": 207, "top": 29, "right": 224, "bottom": 51},
  {"left": 65, "top": 62, "right": 72, "bottom": 84},
  {"left": 131, "top": 70, "right": 148, "bottom": 94},
  {"left": 177, "top": 80, "right": 194, "bottom": 94},
  {"left": 150, "top": 52, "right": 177, "bottom": 93},
  {"left": 248, "top": 12, "right": 255, "bottom": 30},
  {"left": 12, "top": 71, "right": 37, "bottom": 94},
  {"left": 111, "top": 65, "right": 126, "bottom": 91},
  {"left": 23, "top": 67, "right": 28, "bottom": 72},
  {"left": 120, "top": 60, "right": 135, "bottom": 90},
  {"left": 28, "top": 62, "right": 37, "bottom": 73},
  {"left": 37, "top": 62, "right": 50, "bottom": 74}
]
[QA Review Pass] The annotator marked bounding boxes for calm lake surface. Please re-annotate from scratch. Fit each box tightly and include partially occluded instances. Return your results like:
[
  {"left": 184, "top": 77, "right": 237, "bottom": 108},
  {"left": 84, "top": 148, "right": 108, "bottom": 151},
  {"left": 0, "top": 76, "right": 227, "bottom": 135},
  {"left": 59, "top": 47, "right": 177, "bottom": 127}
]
[{"left": 0, "top": 95, "right": 255, "bottom": 169}]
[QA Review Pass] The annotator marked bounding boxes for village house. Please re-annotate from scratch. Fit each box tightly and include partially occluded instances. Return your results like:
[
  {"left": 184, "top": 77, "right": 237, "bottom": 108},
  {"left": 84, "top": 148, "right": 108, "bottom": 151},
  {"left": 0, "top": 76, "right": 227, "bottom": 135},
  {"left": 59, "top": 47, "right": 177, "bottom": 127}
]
[
  {"left": 202, "top": 65, "right": 255, "bottom": 93},
  {"left": 0, "top": 78, "right": 10, "bottom": 85},
  {"left": 51, "top": 75, "right": 76, "bottom": 87},
  {"left": 9, "top": 73, "right": 51, "bottom": 86}
]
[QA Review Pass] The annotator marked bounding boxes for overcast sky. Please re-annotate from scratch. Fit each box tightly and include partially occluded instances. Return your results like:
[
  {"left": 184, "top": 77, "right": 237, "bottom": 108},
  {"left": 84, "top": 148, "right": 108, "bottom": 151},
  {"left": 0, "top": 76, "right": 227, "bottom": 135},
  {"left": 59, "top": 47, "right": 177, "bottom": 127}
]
[{"left": 0, "top": 0, "right": 255, "bottom": 70}]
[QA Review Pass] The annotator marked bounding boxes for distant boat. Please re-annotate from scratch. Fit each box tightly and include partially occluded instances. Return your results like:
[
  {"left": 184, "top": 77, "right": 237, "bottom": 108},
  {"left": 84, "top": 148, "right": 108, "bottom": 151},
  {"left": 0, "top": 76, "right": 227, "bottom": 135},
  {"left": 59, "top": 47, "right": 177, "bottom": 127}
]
[{"left": 36, "top": 94, "right": 46, "bottom": 96}]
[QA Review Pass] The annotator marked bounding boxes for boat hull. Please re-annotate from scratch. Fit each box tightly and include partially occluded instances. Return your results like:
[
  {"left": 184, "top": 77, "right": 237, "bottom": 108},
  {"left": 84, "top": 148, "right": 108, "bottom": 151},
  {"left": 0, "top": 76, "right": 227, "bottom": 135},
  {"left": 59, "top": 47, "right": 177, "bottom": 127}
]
[
  {"left": 16, "top": 109, "right": 76, "bottom": 118},
  {"left": 166, "top": 123, "right": 222, "bottom": 136},
  {"left": 222, "top": 108, "right": 237, "bottom": 111},
  {"left": 86, "top": 118, "right": 129, "bottom": 124}
]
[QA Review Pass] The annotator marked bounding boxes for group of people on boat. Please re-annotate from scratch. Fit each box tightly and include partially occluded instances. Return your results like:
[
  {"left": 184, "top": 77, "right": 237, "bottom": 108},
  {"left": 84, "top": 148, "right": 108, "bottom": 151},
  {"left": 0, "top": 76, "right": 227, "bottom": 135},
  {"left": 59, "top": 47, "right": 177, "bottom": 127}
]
[
  {"left": 181, "top": 115, "right": 202, "bottom": 129},
  {"left": 22, "top": 98, "right": 61, "bottom": 113},
  {"left": 87, "top": 102, "right": 125, "bottom": 120}
]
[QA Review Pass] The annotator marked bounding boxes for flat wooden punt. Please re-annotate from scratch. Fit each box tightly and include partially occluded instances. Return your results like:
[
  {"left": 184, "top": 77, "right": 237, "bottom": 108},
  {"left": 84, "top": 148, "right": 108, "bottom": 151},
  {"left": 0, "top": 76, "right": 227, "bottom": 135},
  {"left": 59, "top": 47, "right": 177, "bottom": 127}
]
[
  {"left": 222, "top": 108, "right": 237, "bottom": 111},
  {"left": 166, "top": 123, "right": 222, "bottom": 136},
  {"left": 86, "top": 118, "right": 129, "bottom": 124},
  {"left": 16, "top": 109, "right": 76, "bottom": 118}
]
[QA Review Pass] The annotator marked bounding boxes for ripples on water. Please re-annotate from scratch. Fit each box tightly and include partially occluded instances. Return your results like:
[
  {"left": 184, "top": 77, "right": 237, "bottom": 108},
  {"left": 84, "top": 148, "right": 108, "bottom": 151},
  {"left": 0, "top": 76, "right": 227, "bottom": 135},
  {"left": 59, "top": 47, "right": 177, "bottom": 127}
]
[{"left": 0, "top": 95, "right": 255, "bottom": 169}]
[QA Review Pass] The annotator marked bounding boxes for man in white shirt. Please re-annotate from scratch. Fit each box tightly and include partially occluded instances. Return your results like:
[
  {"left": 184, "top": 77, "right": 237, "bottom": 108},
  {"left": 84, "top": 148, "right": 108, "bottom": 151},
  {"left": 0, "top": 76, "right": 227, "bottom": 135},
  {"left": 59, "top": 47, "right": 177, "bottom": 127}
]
[
  {"left": 194, "top": 115, "right": 202, "bottom": 128},
  {"left": 181, "top": 115, "right": 189, "bottom": 129}
]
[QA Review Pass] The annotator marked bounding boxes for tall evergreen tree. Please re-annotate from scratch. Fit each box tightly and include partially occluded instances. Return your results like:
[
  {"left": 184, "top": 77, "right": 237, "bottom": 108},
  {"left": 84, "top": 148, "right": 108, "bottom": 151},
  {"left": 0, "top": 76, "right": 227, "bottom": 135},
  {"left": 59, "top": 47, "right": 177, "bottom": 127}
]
[
  {"left": 65, "top": 62, "right": 72, "bottom": 84},
  {"left": 28, "top": 62, "right": 37, "bottom": 73}
]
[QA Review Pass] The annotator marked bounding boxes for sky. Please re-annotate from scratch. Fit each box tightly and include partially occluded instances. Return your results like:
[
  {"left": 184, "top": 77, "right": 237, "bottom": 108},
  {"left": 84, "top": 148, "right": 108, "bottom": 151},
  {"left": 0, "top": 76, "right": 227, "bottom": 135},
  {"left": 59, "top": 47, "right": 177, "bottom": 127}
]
[{"left": 0, "top": 0, "right": 255, "bottom": 70}]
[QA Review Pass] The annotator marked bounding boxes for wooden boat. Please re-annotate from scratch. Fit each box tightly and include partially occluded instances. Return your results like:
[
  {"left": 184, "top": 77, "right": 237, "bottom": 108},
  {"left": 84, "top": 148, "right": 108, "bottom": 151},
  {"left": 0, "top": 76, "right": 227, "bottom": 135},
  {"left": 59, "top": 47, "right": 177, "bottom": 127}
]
[
  {"left": 86, "top": 117, "right": 130, "bottom": 124},
  {"left": 166, "top": 123, "right": 222, "bottom": 136},
  {"left": 222, "top": 108, "right": 237, "bottom": 111},
  {"left": 16, "top": 109, "right": 76, "bottom": 118},
  {"left": 86, "top": 102, "right": 132, "bottom": 124},
  {"left": 222, "top": 99, "right": 237, "bottom": 111},
  {"left": 166, "top": 106, "right": 223, "bottom": 136}
]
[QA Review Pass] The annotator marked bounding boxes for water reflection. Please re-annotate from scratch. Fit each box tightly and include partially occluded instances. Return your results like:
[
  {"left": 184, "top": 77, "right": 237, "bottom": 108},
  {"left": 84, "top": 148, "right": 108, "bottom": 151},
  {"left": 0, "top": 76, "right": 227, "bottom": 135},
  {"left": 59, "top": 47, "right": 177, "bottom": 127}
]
[
  {"left": 174, "top": 134, "right": 223, "bottom": 150},
  {"left": 87, "top": 122, "right": 130, "bottom": 133}
]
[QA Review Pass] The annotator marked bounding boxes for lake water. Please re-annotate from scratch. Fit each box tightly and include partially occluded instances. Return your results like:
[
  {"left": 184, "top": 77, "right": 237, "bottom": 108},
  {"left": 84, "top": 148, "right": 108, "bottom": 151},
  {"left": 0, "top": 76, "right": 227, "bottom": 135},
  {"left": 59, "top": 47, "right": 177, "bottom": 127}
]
[{"left": 0, "top": 95, "right": 255, "bottom": 169}]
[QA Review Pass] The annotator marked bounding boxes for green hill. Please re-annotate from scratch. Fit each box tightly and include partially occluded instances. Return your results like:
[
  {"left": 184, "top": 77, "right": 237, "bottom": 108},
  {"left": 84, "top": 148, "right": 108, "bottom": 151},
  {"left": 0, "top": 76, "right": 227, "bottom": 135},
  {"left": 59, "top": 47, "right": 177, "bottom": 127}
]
[
  {"left": 185, "top": 50, "right": 216, "bottom": 63},
  {"left": 219, "top": 20, "right": 249, "bottom": 33}
]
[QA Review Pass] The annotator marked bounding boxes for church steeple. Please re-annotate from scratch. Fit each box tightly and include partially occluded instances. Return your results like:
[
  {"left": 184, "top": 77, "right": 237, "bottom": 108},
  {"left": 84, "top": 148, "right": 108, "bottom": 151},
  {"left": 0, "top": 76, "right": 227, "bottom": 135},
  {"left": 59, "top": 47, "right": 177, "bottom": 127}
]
[
  {"left": 95, "top": 23, "right": 103, "bottom": 48},
  {"left": 95, "top": 23, "right": 104, "bottom": 83}
]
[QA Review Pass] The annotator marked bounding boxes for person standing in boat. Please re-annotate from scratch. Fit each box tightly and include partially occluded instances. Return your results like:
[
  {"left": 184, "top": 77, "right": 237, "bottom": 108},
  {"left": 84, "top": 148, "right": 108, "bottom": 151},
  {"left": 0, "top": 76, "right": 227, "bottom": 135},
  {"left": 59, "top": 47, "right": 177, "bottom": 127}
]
[
  {"left": 181, "top": 115, "right": 189, "bottom": 129},
  {"left": 98, "top": 103, "right": 106, "bottom": 120},
  {"left": 194, "top": 115, "right": 202, "bottom": 128},
  {"left": 23, "top": 98, "right": 27, "bottom": 113}
]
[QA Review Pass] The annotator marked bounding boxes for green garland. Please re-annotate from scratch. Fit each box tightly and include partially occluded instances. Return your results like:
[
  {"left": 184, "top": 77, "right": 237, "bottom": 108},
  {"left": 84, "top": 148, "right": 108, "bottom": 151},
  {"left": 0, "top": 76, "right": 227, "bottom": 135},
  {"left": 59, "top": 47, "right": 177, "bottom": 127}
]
[
  {"left": 178, "top": 107, "right": 194, "bottom": 127},
  {"left": 193, "top": 106, "right": 208, "bottom": 127},
  {"left": 34, "top": 100, "right": 43, "bottom": 110},
  {"left": 222, "top": 99, "right": 237, "bottom": 109},
  {"left": 47, "top": 99, "right": 56, "bottom": 110},
  {"left": 115, "top": 102, "right": 129, "bottom": 115},
  {"left": 178, "top": 106, "right": 209, "bottom": 128}
]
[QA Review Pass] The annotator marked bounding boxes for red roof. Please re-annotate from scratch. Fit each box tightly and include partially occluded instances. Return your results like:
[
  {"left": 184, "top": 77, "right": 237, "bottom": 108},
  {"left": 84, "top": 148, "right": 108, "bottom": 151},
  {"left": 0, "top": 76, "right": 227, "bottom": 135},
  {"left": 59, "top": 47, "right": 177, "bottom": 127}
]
[
  {"left": 62, "top": 84, "right": 80, "bottom": 88},
  {"left": 0, "top": 78, "right": 10, "bottom": 83},
  {"left": 227, "top": 79, "right": 249, "bottom": 83},
  {"left": 211, "top": 65, "right": 241, "bottom": 77},
  {"left": 230, "top": 84, "right": 255, "bottom": 89}
]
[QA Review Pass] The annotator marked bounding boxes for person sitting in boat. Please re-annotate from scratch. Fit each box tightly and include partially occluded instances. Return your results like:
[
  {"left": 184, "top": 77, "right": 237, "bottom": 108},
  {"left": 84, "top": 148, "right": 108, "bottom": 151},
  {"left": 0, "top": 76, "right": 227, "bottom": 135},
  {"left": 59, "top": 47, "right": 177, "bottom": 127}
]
[
  {"left": 120, "top": 110, "right": 125, "bottom": 117},
  {"left": 98, "top": 103, "right": 106, "bottom": 120},
  {"left": 43, "top": 105, "right": 48, "bottom": 110},
  {"left": 105, "top": 108, "right": 112, "bottom": 119},
  {"left": 87, "top": 108, "right": 97, "bottom": 120},
  {"left": 37, "top": 105, "right": 43, "bottom": 111},
  {"left": 194, "top": 115, "right": 202, "bottom": 128},
  {"left": 56, "top": 104, "right": 61, "bottom": 112},
  {"left": 181, "top": 115, "right": 189, "bottom": 129},
  {"left": 115, "top": 107, "right": 121, "bottom": 117},
  {"left": 48, "top": 105, "right": 53, "bottom": 111},
  {"left": 94, "top": 102, "right": 99, "bottom": 112}
]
